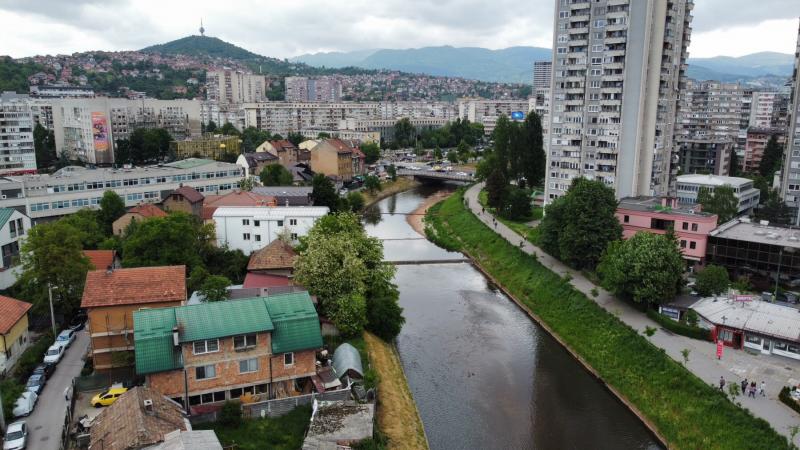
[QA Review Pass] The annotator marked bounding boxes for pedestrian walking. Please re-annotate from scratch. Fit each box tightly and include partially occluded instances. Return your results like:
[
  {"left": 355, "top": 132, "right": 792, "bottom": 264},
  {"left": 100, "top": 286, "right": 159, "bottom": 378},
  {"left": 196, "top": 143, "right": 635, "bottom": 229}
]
[
  {"left": 719, "top": 376, "right": 725, "bottom": 390},
  {"left": 749, "top": 381, "right": 757, "bottom": 398},
  {"left": 759, "top": 381, "right": 766, "bottom": 397},
  {"left": 741, "top": 378, "right": 748, "bottom": 395}
]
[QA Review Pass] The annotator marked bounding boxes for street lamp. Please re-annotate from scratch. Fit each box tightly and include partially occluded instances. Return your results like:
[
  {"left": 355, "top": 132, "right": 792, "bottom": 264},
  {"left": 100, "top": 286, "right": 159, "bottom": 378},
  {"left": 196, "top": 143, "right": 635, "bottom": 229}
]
[{"left": 48, "top": 283, "right": 57, "bottom": 337}]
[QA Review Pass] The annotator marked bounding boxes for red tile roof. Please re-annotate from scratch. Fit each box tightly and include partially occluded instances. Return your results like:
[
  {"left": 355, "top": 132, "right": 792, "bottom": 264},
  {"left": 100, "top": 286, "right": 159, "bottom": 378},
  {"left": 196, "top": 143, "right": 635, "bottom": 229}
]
[
  {"left": 269, "top": 140, "right": 297, "bottom": 151},
  {"left": 81, "top": 266, "right": 186, "bottom": 308},
  {"left": 247, "top": 240, "right": 298, "bottom": 271},
  {"left": 326, "top": 139, "right": 354, "bottom": 155},
  {"left": 201, "top": 191, "right": 277, "bottom": 219},
  {"left": 128, "top": 204, "right": 168, "bottom": 218},
  {"left": 83, "top": 250, "right": 116, "bottom": 271},
  {"left": 0, "top": 295, "right": 32, "bottom": 335},
  {"left": 171, "top": 186, "right": 204, "bottom": 204},
  {"left": 243, "top": 273, "right": 292, "bottom": 288}
]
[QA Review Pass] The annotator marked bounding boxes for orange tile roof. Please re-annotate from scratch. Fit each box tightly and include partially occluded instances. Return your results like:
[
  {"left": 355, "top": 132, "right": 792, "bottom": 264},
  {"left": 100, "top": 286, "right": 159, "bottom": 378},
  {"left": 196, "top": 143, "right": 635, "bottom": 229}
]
[
  {"left": 83, "top": 250, "right": 116, "bottom": 271},
  {"left": 247, "top": 240, "right": 298, "bottom": 271},
  {"left": 201, "top": 191, "right": 277, "bottom": 220},
  {"left": 0, "top": 295, "right": 32, "bottom": 335},
  {"left": 81, "top": 266, "right": 186, "bottom": 308},
  {"left": 128, "top": 204, "right": 168, "bottom": 218},
  {"left": 171, "top": 186, "right": 204, "bottom": 204}
]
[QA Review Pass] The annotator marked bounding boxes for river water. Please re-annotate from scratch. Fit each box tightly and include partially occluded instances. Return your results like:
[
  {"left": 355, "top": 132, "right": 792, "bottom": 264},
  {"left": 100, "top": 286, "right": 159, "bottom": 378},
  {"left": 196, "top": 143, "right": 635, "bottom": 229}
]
[{"left": 364, "top": 186, "right": 661, "bottom": 450}]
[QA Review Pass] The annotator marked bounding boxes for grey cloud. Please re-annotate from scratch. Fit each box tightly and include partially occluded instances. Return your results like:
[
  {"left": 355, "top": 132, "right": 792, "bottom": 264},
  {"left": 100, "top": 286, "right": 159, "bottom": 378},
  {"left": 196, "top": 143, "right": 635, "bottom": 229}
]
[{"left": 691, "top": 0, "right": 800, "bottom": 32}]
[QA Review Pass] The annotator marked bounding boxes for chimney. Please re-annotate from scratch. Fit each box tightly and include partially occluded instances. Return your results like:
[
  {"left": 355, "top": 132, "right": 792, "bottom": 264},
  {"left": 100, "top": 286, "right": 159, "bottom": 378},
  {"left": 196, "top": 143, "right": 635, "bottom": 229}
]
[
  {"left": 106, "top": 265, "right": 114, "bottom": 275},
  {"left": 143, "top": 399, "right": 154, "bottom": 415},
  {"left": 172, "top": 326, "right": 180, "bottom": 347}
]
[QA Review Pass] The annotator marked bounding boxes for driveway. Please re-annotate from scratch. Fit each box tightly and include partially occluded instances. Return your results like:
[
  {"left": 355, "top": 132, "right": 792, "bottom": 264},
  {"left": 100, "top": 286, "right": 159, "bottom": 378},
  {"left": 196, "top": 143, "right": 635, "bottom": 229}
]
[{"left": 25, "top": 330, "right": 89, "bottom": 450}]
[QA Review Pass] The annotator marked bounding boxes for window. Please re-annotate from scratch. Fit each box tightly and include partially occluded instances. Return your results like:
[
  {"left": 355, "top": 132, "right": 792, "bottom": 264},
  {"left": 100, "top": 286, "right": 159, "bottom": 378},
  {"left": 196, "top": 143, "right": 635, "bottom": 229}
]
[
  {"left": 195, "top": 364, "right": 216, "bottom": 380},
  {"left": 682, "top": 222, "right": 688, "bottom": 230},
  {"left": 255, "top": 234, "right": 261, "bottom": 242},
  {"left": 289, "top": 219, "right": 297, "bottom": 226},
  {"left": 277, "top": 220, "right": 284, "bottom": 227},
  {"left": 689, "top": 241, "right": 696, "bottom": 250},
  {"left": 193, "top": 339, "right": 219, "bottom": 355},
  {"left": 284, "top": 352, "right": 294, "bottom": 366},
  {"left": 243, "top": 233, "right": 251, "bottom": 240},
  {"left": 242, "top": 219, "right": 250, "bottom": 226},
  {"left": 239, "top": 358, "right": 258, "bottom": 373},
  {"left": 291, "top": 233, "right": 298, "bottom": 240},
  {"left": 623, "top": 215, "right": 629, "bottom": 223},
  {"left": 254, "top": 220, "right": 260, "bottom": 227},
  {"left": 234, "top": 334, "right": 257, "bottom": 350},
  {"left": 680, "top": 240, "right": 687, "bottom": 248},
  {"left": 691, "top": 223, "right": 698, "bottom": 232}
]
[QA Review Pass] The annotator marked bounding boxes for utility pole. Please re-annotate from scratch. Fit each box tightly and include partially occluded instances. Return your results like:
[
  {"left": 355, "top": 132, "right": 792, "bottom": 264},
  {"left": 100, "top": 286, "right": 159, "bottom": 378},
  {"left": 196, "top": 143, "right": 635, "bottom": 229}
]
[
  {"left": 0, "top": 382, "right": 5, "bottom": 431},
  {"left": 48, "top": 283, "right": 57, "bottom": 337}
]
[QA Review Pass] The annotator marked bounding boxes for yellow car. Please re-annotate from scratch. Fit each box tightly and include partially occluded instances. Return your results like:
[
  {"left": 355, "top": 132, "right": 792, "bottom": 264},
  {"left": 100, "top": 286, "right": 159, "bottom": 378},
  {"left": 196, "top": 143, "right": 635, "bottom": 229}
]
[{"left": 91, "top": 387, "right": 128, "bottom": 407}]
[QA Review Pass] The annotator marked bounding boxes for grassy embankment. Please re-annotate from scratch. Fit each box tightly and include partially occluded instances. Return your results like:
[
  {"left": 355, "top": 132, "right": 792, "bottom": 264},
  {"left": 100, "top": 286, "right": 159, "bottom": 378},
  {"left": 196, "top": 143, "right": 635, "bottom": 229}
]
[
  {"left": 362, "top": 177, "right": 420, "bottom": 207},
  {"left": 477, "top": 189, "right": 542, "bottom": 242},
  {"left": 425, "top": 189, "right": 789, "bottom": 450}
]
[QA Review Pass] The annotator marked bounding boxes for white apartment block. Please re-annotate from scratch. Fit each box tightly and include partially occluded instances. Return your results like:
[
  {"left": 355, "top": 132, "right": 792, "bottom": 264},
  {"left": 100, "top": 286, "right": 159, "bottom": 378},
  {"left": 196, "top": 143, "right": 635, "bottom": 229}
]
[
  {"left": 750, "top": 91, "right": 790, "bottom": 129},
  {"left": 781, "top": 20, "right": 800, "bottom": 217},
  {"left": 676, "top": 174, "right": 760, "bottom": 215},
  {"left": 284, "top": 77, "right": 342, "bottom": 103},
  {"left": 534, "top": 88, "right": 551, "bottom": 141},
  {"left": 533, "top": 61, "right": 552, "bottom": 90},
  {"left": 243, "top": 102, "right": 381, "bottom": 136},
  {"left": 212, "top": 206, "right": 329, "bottom": 254},
  {"left": 0, "top": 158, "right": 243, "bottom": 222},
  {"left": 0, "top": 95, "right": 37, "bottom": 175},
  {"left": 457, "top": 99, "right": 534, "bottom": 135},
  {"left": 0, "top": 208, "right": 32, "bottom": 289},
  {"left": 200, "top": 101, "right": 245, "bottom": 131},
  {"left": 51, "top": 98, "right": 202, "bottom": 165},
  {"left": 545, "top": 0, "right": 693, "bottom": 201},
  {"left": 206, "top": 70, "right": 268, "bottom": 105},
  {"left": 378, "top": 101, "right": 458, "bottom": 120}
]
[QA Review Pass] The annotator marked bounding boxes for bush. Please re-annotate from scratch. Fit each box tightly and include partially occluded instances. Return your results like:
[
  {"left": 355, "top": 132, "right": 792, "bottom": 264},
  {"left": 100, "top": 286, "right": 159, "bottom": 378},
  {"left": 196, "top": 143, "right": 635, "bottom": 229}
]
[
  {"left": 779, "top": 387, "right": 800, "bottom": 415},
  {"left": 366, "top": 294, "right": 405, "bottom": 341},
  {"left": 218, "top": 400, "right": 242, "bottom": 427},
  {"left": 645, "top": 310, "right": 711, "bottom": 341},
  {"left": 13, "top": 333, "right": 54, "bottom": 381},
  {"left": 347, "top": 191, "right": 365, "bottom": 211},
  {"left": 1, "top": 379, "right": 25, "bottom": 420}
]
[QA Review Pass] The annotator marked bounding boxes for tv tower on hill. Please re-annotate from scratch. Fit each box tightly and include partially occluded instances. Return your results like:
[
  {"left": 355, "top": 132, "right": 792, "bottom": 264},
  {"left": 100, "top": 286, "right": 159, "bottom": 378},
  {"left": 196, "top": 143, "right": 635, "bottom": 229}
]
[{"left": 199, "top": 19, "right": 205, "bottom": 36}]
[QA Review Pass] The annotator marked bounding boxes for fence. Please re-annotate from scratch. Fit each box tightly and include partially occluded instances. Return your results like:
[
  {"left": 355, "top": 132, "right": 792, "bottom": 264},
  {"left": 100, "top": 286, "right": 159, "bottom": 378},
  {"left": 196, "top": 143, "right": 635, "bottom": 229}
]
[
  {"left": 73, "top": 367, "right": 135, "bottom": 392},
  {"left": 243, "top": 388, "right": 353, "bottom": 419}
]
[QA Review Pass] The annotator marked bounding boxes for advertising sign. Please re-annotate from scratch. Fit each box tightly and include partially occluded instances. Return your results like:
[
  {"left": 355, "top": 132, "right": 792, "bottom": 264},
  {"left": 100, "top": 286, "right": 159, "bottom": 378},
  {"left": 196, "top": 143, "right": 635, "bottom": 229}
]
[
  {"left": 510, "top": 111, "right": 525, "bottom": 121},
  {"left": 91, "top": 112, "right": 109, "bottom": 152},
  {"left": 716, "top": 340, "right": 724, "bottom": 359}
]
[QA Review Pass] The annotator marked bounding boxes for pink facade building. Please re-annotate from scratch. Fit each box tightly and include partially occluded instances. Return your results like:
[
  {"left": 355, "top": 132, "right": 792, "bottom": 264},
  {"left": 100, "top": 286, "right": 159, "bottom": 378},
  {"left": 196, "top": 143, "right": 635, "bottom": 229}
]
[{"left": 617, "top": 197, "right": 718, "bottom": 265}]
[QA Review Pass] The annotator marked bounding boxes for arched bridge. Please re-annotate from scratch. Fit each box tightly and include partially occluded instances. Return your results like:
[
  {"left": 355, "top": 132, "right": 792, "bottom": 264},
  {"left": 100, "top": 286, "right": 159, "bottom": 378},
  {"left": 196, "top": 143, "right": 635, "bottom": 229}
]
[{"left": 397, "top": 169, "right": 474, "bottom": 183}]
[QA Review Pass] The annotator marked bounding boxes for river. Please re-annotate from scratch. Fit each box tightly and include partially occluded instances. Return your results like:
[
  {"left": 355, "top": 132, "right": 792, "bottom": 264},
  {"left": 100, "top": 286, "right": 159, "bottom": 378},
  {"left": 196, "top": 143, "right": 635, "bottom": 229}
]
[{"left": 363, "top": 186, "right": 661, "bottom": 450}]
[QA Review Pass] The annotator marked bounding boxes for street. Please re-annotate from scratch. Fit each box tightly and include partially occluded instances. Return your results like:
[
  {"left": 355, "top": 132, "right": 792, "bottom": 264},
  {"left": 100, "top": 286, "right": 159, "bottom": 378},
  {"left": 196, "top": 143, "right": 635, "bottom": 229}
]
[{"left": 23, "top": 330, "right": 89, "bottom": 450}]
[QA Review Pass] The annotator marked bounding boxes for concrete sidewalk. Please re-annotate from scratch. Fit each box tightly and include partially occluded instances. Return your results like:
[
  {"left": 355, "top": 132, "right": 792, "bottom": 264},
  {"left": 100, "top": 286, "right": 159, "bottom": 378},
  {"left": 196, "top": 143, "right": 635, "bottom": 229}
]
[{"left": 464, "top": 182, "right": 800, "bottom": 445}]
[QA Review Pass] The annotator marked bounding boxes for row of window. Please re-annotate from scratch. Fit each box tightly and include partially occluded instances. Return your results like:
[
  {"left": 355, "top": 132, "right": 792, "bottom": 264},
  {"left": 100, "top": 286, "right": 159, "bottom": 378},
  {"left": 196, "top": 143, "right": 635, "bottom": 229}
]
[
  {"left": 186, "top": 383, "right": 271, "bottom": 406},
  {"left": 242, "top": 219, "right": 297, "bottom": 226},
  {"left": 243, "top": 232, "right": 297, "bottom": 241},
  {"left": 192, "top": 334, "right": 258, "bottom": 355},
  {"left": 194, "top": 352, "right": 295, "bottom": 380},
  {"left": 47, "top": 170, "right": 241, "bottom": 193}
]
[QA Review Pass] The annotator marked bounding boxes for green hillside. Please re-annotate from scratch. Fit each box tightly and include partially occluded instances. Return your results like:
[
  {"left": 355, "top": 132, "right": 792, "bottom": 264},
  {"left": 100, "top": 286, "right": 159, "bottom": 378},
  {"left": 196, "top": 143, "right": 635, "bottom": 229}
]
[{"left": 141, "top": 35, "right": 260, "bottom": 60}]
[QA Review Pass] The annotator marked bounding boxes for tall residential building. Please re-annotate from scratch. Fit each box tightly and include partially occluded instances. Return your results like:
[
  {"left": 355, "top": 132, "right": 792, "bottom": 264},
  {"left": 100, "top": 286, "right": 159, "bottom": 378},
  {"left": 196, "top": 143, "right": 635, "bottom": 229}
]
[
  {"left": 675, "top": 80, "right": 750, "bottom": 176},
  {"left": 780, "top": 20, "right": 800, "bottom": 216},
  {"left": 533, "top": 61, "right": 552, "bottom": 90},
  {"left": 206, "top": 70, "right": 268, "bottom": 105},
  {"left": 545, "top": 0, "right": 693, "bottom": 201},
  {"left": 243, "top": 102, "right": 381, "bottom": 136},
  {"left": 750, "top": 90, "right": 790, "bottom": 129},
  {"left": 284, "top": 77, "right": 342, "bottom": 103},
  {"left": 0, "top": 94, "right": 37, "bottom": 174},
  {"left": 458, "top": 99, "right": 534, "bottom": 135}
]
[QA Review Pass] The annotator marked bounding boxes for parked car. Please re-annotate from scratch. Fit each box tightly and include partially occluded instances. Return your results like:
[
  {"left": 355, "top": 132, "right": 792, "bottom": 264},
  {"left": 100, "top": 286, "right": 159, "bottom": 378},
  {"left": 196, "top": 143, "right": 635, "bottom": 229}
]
[
  {"left": 12, "top": 392, "right": 37, "bottom": 417},
  {"left": 56, "top": 329, "right": 76, "bottom": 347},
  {"left": 32, "top": 363, "right": 55, "bottom": 379},
  {"left": 91, "top": 386, "right": 128, "bottom": 407},
  {"left": 69, "top": 311, "right": 87, "bottom": 331},
  {"left": 43, "top": 343, "right": 66, "bottom": 364},
  {"left": 25, "top": 374, "right": 45, "bottom": 395},
  {"left": 3, "top": 421, "right": 27, "bottom": 450}
]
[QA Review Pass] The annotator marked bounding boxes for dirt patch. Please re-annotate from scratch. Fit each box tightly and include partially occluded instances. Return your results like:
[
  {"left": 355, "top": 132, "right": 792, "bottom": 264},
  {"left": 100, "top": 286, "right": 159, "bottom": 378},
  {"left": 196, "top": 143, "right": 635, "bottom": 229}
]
[
  {"left": 362, "top": 178, "right": 420, "bottom": 208},
  {"left": 364, "top": 332, "right": 429, "bottom": 450},
  {"left": 406, "top": 191, "right": 452, "bottom": 236}
]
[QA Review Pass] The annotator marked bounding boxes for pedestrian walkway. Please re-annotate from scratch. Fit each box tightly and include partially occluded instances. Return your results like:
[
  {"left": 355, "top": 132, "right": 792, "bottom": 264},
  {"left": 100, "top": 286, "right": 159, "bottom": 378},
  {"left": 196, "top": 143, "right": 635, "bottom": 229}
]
[{"left": 464, "top": 182, "right": 800, "bottom": 445}]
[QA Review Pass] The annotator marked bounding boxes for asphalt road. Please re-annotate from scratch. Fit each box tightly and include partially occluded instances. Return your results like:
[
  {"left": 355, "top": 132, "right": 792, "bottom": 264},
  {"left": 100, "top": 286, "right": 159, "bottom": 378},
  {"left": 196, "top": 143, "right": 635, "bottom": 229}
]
[{"left": 24, "top": 330, "right": 89, "bottom": 450}]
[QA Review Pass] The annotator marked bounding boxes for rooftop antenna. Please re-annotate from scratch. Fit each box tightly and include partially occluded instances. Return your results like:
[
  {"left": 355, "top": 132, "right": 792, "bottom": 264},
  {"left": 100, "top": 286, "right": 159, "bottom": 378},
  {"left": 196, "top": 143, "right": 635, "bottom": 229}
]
[{"left": 199, "top": 19, "right": 205, "bottom": 37}]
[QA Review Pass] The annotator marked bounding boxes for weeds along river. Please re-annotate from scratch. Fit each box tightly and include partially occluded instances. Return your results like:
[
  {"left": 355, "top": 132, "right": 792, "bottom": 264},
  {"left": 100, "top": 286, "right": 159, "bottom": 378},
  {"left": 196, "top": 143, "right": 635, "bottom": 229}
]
[{"left": 363, "top": 186, "right": 661, "bottom": 450}]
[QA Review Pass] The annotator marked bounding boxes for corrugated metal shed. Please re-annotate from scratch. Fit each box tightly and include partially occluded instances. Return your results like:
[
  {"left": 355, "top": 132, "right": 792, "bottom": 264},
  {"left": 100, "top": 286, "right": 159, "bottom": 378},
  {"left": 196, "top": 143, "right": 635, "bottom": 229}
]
[{"left": 332, "top": 343, "right": 364, "bottom": 379}]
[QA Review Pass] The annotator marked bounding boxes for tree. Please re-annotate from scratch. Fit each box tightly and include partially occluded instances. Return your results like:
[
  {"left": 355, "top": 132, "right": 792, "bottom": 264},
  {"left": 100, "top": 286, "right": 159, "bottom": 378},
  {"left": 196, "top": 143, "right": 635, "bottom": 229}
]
[
  {"left": 456, "top": 139, "right": 470, "bottom": 160},
  {"left": 60, "top": 209, "right": 104, "bottom": 250},
  {"left": 240, "top": 127, "right": 271, "bottom": 152},
  {"left": 238, "top": 177, "right": 254, "bottom": 191},
  {"left": 203, "top": 246, "right": 249, "bottom": 284},
  {"left": 33, "top": 123, "right": 56, "bottom": 170},
  {"left": 218, "top": 122, "right": 240, "bottom": 136},
  {"left": 364, "top": 175, "right": 381, "bottom": 193},
  {"left": 199, "top": 275, "right": 231, "bottom": 302},
  {"left": 128, "top": 128, "right": 171, "bottom": 164},
  {"left": 501, "top": 188, "right": 531, "bottom": 221},
  {"left": 697, "top": 185, "right": 738, "bottom": 223},
  {"left": 366, "top": 285, "right": 405, "bottom": 341},
  {"left": 485, "top": 169, "right": 507, "bottom": 209},
  {"left": 538, "top": 178, "right": 621, "bottom": 269},
  {"left": 361, "top": 142, "right": 381, "bottom": 164},
  {"left": 756, "top": 188, "right": 793, "bottom": 224},
  {"left": 393, "top": 118, "right": 415, "bottom": 148},
  {"left": 317, "top": 132, "right": 331, "bottom": 139},
  {"left": 446, "top": 150, "right": 459, "bottom": 164},
  {"left": 287, "top": 131, "right": 304, "bottom": 146},
  {"left": 122, "top": 213, "right": 213, "bottom": 273},
  {"left": 97, "top": 191, "right": 126, "bottom": 236},
  {"left": 695, "top": 264, "right": 730, "bottom": 297},
  {"left": 729, "top": 151, "right": 740, "bottom": 177},
  {"left": 433, "top": 147, "right": 443, "bottom": 161},
  {"left": 475, "top": 152, "right": 499, "bottom": 181},
  {"left": 18, "top": 221, "right": 91, "bottom": 319},
  {"left": 492, "top": 115, "right": 512, "bottom": 177},
  {"left": 597, "top": 232, "right": 685, "bottom": 306},
  {"left": 259, "top": 164, "right": 293, "bottom": 186},
  {"left": 759, "top": 135, "right": 783, "bottom": 177},
  {"left": 205, "top": 120, "right": 217, "bottom": 133},
  {"left": 520, "top": 112, "right": 546, "bottom": 187},
  {"left": 311, "top": 174, "right": 340, "bottom": 212},
  {"left": 346, "top": 191, "right": 365, "bottom": 211},
  {"left": 386, "top": 164, "right": 397, "bottom": 181}
]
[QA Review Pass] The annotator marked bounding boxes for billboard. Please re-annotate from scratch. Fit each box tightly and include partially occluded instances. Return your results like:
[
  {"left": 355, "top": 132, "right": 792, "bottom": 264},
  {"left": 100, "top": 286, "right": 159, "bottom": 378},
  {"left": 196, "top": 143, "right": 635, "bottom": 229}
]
[
  {"left": 510, "top": 111, "right": 525, "bottom": 121},
  {"left": 91, "top": 112, "right": 109, "bottom": 152}
]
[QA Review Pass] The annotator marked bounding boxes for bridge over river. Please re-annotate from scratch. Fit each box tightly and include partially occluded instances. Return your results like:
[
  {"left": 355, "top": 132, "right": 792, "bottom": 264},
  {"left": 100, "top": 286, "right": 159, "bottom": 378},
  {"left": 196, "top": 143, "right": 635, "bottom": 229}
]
[{"left": 397, "top": 169, "right": 473, "bottom": 182}]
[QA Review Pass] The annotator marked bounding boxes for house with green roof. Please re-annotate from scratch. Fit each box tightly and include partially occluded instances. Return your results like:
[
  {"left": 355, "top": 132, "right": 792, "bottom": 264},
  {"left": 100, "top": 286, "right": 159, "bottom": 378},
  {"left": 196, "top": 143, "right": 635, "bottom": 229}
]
[
  {"left": 0, "top": 208, "right": 31, "bottom": 289},
  {"left": 133, "top": 291, "right": 323, "bottom": 411}
]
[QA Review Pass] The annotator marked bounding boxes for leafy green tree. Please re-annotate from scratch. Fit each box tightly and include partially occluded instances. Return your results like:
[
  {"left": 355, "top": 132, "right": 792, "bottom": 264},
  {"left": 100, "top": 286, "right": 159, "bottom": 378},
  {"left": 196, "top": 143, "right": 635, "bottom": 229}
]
[
  {"left": 128, "top": 128, "right": 172, "bottom": 164},
  {"left": 122, "top": 213, "right": 213, "bottom": 273},
  {"left": 492, "top": 115, "right": 512, "bottom": 176},
  {"left": 538, "top": 178, "right": 621, "bottom": 269},
  {"left": 114, "top": 138, "right": 133, "bottom": 165},
  {"left": 199, "top": 275, "right": 231, "bottom": 302},
  {"left": 240, "top": 127, "right": 271, "bottom": 152},
  {"left": 393, "top": 118, "right": 415, "bottom": 148},
  {"left": 485, "top": 169, "right": 507, "bottom": 209},
  {"left": 387, "top": 164, "right": 397, "bottom": 181},
  {"left": 366, "top": 285, "right": 405, "bottom": 341},
  {"left": 18, "top": 221, "right": 91, "bottom": 318},
  {"left": 520, "top": 112, "right": 545, "bottom": 187},
  {"left": 759, "top": 135, "right": 783, "bottom": 177},
  {"left": 501, "top": 188, "right": 531, "bottom": 220},
  {"left": 205, "top": 120, "right": 217, "bottom": 133},
  {"left": 447, "top": 150, "right": 459, "bottom": 164},
  {"left": 203, "top": 246, "right": 249, "bottom": 284},
  {"left": 346, "top": 191, "right": 365, "bottom": 211},
  {"left": 433, "top": 147, "right": 443, "bottom": 161},
  {"left": 311, "top": 174, "right": 340, "bottom": 212},
  {"left": 475, "top": 152, "right": 499, "bottom": 181},
  {"left": 755, "top": 188, "right": 793, "bottom": 224},
  {"left": 259, "top": 164, "right": 293, "bottom": 186},
  {"left": 329, "top": 294, "right": 368, "bottom": 336},
  {"left": 317, "top": 132, "right": 331, "bottom": 139},
  {"left": 97, "top": 191, "right": 126, "bottom": 235},
  {"left": 457, "top": 139, "right": 470, "bottom": 159},
  {"left": 697, "top": 185, "right": 738, "bottom": 223},
  {"left": 364, "top": 175, "right": 381, "bottom": 193},
  {"left": 287, "top": 131, "right": 304, "bottom": 146},
  {"left": 598, "top": 232, "right": 685, "bottom": 306},
  {"left": 61, "top": 209, "right": 104, "bottom": 250},
  {"left": 238, "top": 177, "right": 254, "bottom": 191},
  {"left": 218, "top": 122, "right": 240, "bottom": 136},
  {"left": 729, "top": 151, "right": 740, "bottom": 177},
  {"left": 695, "top": 265, "right": 730, "bottom": 297},
  {"left": 33, "top": 123, "right": 57, "bottom": 170},
  {"left": 361, "top": 142, "right": 381, "bottom": 164}
]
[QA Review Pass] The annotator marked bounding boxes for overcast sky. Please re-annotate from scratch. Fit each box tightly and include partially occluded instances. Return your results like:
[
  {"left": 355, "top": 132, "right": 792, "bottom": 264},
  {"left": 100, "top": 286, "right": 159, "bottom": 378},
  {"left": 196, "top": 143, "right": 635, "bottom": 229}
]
[{"left": 1, "top": 0, "right": 798, "bottom": 59}]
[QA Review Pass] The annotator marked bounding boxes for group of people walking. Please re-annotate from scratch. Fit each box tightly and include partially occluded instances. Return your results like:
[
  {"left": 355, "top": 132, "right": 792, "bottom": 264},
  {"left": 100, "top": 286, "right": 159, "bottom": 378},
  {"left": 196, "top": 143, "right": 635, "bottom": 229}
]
[{"left": 719, "top": 376, "right": 766, "bottom": 398}]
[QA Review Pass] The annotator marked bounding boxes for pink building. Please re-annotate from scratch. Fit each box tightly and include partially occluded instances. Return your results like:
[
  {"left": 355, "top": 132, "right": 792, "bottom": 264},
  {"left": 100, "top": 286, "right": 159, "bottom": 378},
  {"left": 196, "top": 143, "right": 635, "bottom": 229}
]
[{"left": 616, "top": 197, "right": 718, "bottom": 265}]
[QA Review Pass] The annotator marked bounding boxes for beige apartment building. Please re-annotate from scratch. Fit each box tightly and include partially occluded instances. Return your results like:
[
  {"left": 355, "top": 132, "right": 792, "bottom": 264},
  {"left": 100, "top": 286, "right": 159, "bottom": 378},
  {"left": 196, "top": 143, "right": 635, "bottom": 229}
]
[{"left": 206, "top": 70, "right": 268, "bottom": 105}]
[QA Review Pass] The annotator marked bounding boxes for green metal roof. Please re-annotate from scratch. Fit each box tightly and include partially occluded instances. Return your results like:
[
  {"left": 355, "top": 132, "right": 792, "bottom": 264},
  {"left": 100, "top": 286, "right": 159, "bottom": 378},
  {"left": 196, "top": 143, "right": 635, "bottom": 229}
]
[
  {"left": 133, "top": 292, "right": 321, "bottom": 375},
  {"left": 176, "top": 297, "right": 274, "bottom": 342},
  {"left": 0, "top": 208, "right": 16, "bottom": 230},
  {"left": 164, "top": 158, "right": 215, "bottom": 169}
]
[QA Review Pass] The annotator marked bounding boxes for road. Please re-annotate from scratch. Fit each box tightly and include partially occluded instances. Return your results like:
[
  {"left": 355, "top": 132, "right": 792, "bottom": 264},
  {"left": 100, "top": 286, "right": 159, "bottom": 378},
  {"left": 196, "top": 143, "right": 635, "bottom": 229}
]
[
  {"left": 24, "top": 330, "right": 89, "bottom": 450},
  {"left": 464, "top": 182, "right": 800, "bottom": 446}
]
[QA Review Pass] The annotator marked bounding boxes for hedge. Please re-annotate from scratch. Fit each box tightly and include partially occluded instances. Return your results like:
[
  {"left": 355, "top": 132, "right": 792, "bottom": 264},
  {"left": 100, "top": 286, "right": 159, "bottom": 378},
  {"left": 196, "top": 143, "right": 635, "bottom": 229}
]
[
  {"left": 646, "top": 309, "right": 712, "bottom": 342},
  {"left": 13, "top": 332, "right": 54, "bottom": 382},
  {"left": 779, "top": 387, "right": 800, "bottom": 415}
]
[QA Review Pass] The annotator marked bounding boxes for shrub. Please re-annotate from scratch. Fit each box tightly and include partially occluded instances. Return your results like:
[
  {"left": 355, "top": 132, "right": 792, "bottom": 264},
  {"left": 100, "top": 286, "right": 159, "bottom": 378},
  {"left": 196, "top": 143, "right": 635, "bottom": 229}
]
[
  {"left": 218, "top": 400, "right": 242, "bottom": 427},
  {"left": 366, "top": 294, "right": 405, "bottom": 342},
  {"left": 646, "top": 310, "right": 711, "bottom": 341},
  {"left": 780, "top": 387, "right": 800, "bottom": 415},
  {"left": 1, "top": 379, "right": 25, "bottom": 421},
  {"left": 13, "top": 333, "right": 54, "bottom": 381}
]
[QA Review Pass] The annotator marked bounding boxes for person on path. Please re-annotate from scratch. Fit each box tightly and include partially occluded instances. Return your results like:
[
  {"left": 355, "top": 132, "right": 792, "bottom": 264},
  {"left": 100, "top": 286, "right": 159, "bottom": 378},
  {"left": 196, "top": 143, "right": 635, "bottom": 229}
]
[
  {"left": 760, "top": 381, "right": 766, "bottom": 397},
  {"left": 741, "top": 378, "right": 748, "bottom": 395},
  {"left": 719, "top": 376, "right": 725, "bottom": 390},
  {"left": 749, "top": 381, "right": 757, "bottom": 398}
]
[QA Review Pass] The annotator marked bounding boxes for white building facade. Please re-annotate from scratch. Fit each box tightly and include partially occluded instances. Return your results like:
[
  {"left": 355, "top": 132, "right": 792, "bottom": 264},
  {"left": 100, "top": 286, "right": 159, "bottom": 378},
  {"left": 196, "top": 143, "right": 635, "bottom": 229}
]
[
  {"left": 781, "top": 21, "right": 800, "bottom": 218},
  {"left": 206, "top": 70, "right": 268, "bottom": 105},
  {"left": 0, "top": 95, "right": 37, "bottom": 175},
  {"left": 212, "top": 206, "right": 329, "bottom": 254},
  {"left": 675, "top": 174, "right": 760, "bottom": 214},
  {"left": 0, "top": 208, "right": 32, "bottom": 289}
]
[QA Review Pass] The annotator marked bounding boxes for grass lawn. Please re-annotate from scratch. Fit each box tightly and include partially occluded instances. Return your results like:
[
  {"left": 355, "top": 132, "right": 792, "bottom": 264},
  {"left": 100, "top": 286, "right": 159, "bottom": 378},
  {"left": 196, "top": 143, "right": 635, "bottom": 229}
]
[
  {"left": 195, "top": 405, "right": 311, "bottom": 450},
  {"left": 477, "top": 189, "right": 542, "bottom": 239},
  {"left": 426, "top": 189, "right": 789, "bottom": 450}
]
